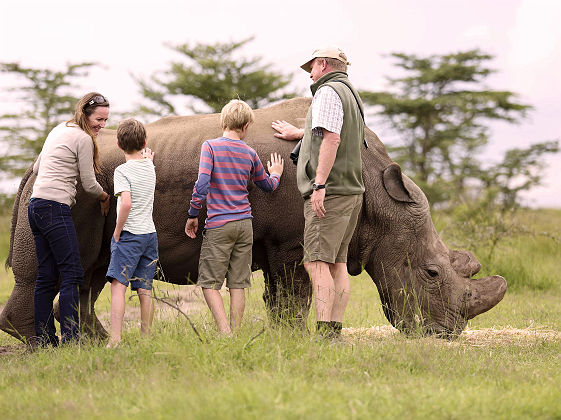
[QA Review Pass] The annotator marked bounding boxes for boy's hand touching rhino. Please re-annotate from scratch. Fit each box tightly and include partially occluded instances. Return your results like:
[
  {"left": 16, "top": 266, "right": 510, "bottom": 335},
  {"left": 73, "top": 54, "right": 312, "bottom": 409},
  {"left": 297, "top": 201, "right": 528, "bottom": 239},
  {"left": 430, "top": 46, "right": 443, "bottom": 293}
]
[
  {"left": 141, "top": 147, "right": 154, "bottom": 160},
  {"left": 267, "top": 153, "right": 284, "bottom": 177}
]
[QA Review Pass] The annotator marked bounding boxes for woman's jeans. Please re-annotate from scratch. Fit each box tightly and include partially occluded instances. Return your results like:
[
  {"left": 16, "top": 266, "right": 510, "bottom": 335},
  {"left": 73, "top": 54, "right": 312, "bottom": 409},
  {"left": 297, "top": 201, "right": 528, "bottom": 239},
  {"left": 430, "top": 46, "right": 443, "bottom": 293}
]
[{"left": 28, "top": 198, "right": 84, "bottom": 345}]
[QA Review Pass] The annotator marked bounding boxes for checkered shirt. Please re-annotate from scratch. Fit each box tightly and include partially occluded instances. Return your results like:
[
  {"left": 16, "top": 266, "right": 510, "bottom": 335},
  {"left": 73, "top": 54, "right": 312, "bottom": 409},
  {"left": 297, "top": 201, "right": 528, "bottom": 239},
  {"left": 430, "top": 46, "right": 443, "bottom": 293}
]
[{"left": 311, "top": 86, "right": 344, "bottom": 137}]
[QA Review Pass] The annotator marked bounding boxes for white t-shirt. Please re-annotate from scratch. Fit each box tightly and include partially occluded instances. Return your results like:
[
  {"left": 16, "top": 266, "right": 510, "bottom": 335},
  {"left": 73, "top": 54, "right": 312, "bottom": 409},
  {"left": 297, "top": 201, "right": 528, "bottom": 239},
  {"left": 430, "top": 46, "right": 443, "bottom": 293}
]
[{"left": 114, "top": 158, "right": 156, "bottom": 234}]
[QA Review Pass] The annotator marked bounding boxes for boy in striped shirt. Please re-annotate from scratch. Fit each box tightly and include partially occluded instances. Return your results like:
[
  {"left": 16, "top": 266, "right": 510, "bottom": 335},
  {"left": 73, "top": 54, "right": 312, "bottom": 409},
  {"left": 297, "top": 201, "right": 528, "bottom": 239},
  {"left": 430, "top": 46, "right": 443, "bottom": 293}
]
[
  {"left": 106, "top": 119, "right": 157, "bottom": 347},
  {"left": 185, "top": 100, "right": 284, "bottom": 334}
]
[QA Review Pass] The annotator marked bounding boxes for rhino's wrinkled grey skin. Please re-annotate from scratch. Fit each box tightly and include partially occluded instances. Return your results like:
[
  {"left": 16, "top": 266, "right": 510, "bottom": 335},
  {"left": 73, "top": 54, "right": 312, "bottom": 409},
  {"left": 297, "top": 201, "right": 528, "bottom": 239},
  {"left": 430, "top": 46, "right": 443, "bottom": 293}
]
[{"left": 0, "top": 98, "right": 506, "bottom": 341}]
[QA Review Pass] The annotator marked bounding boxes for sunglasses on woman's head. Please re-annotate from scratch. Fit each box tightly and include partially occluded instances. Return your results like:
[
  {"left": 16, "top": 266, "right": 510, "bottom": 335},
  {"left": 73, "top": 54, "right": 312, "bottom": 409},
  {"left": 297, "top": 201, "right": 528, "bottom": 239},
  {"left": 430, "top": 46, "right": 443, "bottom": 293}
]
[{"left": 84, "top": 95, "right": 108, "bottom": 108}]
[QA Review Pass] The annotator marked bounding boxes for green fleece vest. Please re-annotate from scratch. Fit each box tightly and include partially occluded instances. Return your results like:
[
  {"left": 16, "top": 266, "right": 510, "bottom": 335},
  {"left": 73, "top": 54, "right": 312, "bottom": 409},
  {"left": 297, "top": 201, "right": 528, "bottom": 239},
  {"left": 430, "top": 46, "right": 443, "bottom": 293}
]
[{"left": 296, "top": 71, "right": 365, "bottom": 198}]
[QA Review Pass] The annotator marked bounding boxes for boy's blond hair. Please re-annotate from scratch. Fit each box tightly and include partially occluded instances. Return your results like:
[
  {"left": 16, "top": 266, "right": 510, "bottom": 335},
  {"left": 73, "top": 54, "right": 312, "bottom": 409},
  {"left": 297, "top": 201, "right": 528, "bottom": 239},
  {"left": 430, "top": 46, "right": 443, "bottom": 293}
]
[
  {"left": 117, "top": 118, "right": 146, "bottom": 153},
  {"left": 220, "top": 100, "right": 254, "bottom": 132}
]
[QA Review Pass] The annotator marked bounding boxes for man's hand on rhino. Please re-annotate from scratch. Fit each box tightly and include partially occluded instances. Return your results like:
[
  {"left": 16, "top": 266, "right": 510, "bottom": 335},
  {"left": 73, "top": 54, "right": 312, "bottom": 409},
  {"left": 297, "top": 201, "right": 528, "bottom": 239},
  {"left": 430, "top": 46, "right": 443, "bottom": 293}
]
[
  {"left": 272, "top": 120, "right": 304, "bottom": 141},
  {"left": 311, "top": 189, "right": 326, "bottom": 218},
  {"left": 267, "top": 153, "right": 284, "bottom": 177},
  {"left": 185, "top": 218, "right": 198, "bottom": 238}
]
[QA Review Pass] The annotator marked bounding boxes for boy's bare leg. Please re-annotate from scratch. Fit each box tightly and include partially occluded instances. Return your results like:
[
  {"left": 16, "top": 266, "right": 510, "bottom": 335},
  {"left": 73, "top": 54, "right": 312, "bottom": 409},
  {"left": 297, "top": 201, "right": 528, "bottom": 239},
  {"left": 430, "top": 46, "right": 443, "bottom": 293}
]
[
  {"left": 202, "top": 288, "right": 231, "bottom": 334},
  {"left": 108, "top": 280, "right": 127, "bottom": 347},
  {"left": 229, "top": 288, "right": 245, "bottom": 331},
  {"left": 329, "top": 262, "right": 350, "bottom": 323},
  {"left": 304, "top": 261, "right": 335, "bottom": 321},
  {"left": 138, "top": 289, "right": 153, "bottom": 336}
]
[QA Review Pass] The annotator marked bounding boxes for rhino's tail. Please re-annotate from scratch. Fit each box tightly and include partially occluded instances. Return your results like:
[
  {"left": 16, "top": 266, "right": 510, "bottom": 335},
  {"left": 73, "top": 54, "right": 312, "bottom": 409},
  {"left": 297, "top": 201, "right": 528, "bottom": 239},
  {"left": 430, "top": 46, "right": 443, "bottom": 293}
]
[{"left": 6, "top": 165, "right": 34, "bottom": 269}]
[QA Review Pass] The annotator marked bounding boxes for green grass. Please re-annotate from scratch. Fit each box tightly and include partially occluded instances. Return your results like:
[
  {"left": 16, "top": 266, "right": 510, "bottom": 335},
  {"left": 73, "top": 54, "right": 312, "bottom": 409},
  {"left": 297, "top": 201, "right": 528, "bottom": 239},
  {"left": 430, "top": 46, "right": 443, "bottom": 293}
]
[
  {"left": 1, "top": 208, "right": 561, "bottom": 419},
  {"left": 1, "top": 327, "right": 560, "bottom": 419},
  {"left": 434, "top": 208, "right": 561, "bottom": 292}
]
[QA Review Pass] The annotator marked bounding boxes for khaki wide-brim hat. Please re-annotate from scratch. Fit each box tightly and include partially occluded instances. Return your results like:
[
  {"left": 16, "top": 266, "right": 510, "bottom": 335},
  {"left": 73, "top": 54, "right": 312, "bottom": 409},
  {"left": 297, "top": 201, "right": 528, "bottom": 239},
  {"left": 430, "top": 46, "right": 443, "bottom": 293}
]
[{"left": 301, "top": 46, "right": 350, "bottom": 72}]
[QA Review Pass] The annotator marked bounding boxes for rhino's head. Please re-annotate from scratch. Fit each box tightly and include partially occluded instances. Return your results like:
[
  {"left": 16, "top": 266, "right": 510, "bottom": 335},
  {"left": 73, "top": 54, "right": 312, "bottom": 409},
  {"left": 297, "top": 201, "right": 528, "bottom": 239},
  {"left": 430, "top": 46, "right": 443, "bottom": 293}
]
[{"left": 355, "top": 158, "right": 507, "bottom": 337}]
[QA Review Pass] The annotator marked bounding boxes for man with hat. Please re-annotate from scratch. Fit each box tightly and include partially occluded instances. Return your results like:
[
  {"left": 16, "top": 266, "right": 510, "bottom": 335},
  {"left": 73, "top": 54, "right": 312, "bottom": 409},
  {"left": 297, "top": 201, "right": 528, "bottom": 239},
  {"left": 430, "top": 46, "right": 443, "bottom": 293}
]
[{"left": 272, "top": 46, "right": 365, "bottom": 338}]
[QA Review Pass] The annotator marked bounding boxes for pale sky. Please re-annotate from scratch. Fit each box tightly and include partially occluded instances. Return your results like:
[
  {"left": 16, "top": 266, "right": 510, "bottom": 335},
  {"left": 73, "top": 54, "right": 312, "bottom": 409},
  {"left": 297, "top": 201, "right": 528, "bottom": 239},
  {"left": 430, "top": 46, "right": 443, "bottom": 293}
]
[{"left": 1, "top": 0, "right": 560, "bottom": 207}]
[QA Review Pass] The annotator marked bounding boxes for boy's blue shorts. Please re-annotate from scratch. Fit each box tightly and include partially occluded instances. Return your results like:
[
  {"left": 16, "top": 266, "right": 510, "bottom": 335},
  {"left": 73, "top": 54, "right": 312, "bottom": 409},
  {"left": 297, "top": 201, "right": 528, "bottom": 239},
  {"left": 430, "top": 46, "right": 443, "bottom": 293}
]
[{"left": 106, "top": 231, "right": 158, "bottom": 290}]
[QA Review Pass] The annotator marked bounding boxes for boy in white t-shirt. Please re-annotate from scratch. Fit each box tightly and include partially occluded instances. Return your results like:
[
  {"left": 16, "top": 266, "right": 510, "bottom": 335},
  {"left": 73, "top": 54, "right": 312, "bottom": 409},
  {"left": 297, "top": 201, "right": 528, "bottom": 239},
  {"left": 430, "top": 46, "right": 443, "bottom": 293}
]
[{"left": 106, "top": 119, "right": 157, "bottom": 348}]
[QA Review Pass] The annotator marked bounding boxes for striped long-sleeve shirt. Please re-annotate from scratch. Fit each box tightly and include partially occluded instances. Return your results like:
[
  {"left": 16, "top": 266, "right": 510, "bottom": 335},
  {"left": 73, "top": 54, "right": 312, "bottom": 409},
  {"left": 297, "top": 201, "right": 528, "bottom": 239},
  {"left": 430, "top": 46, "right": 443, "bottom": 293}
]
[{"left": 188, "top": 137, "right": 280, "bottom": 229}]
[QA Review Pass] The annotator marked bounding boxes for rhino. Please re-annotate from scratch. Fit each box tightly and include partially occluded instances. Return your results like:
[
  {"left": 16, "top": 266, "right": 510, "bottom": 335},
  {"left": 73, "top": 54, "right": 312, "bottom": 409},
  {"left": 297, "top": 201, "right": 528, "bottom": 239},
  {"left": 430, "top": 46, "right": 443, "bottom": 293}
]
[{"left": 0, "top": 98, "right": 507, "bottom": 342}]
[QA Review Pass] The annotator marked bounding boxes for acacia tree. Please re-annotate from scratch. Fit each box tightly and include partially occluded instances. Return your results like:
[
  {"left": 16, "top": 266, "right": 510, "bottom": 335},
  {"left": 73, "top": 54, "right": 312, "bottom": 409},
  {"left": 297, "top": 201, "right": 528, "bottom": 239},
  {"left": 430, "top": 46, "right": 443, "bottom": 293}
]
[
  {"left": 360, "top": 50, "right": 538, "bottom": 205},
  {"left": 477, "top": 140, "right": 559, "bottom": 211},
  {"left": 0, "top": 62, "right": 97, "bottom": 178},
  {"left": 135, "top": 37, "right": 298, "bottom": 118}
]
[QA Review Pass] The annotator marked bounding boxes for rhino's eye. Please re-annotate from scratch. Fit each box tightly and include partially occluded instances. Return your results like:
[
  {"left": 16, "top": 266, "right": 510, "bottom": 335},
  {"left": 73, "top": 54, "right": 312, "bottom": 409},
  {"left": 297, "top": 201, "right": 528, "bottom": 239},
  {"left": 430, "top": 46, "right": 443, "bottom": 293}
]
[{"left": 426, "top": 269, "right": 439, "bottom": 278}]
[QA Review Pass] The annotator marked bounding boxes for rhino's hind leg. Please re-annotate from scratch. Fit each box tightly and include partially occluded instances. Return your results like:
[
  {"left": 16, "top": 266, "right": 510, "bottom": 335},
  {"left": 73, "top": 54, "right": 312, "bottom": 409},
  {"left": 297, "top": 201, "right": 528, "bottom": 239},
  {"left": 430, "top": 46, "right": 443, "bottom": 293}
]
[
  {"left": 262, "top": 263, "right": 312, "bottom": 328},
  {"left": 0, "top": 282, "right": 35, "bottom": 342}
]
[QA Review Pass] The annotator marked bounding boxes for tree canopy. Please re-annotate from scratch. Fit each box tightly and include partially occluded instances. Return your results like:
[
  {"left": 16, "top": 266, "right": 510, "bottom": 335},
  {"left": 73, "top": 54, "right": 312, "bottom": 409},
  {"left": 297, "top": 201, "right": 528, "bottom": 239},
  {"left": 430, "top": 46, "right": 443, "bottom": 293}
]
[
  {"left": 135, "top": 37, "right": 298, "bottom": 119},
  {"left": 0, "top": 62, "right": 97, "bottom": 177},
  {"left": 360, "top": 50, "right": 557, "bottom": 207}
]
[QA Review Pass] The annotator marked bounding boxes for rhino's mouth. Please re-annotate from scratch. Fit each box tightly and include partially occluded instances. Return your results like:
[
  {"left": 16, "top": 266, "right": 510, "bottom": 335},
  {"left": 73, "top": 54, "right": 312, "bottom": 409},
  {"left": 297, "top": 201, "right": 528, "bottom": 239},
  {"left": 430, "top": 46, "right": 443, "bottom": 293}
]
[
  {"left": 400, "top": 322, "right": 460, "bottom": 340},
  {"left": 422, "top": 322, "right": 461, "bottom": 340}
]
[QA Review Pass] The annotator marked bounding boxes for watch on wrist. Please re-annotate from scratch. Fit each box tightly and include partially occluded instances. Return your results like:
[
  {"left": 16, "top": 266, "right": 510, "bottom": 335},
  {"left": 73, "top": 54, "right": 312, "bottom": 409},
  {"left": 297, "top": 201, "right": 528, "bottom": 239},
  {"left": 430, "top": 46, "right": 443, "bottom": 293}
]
[{"left": 312, "top": 183, "right": 325, "bottom": 191}]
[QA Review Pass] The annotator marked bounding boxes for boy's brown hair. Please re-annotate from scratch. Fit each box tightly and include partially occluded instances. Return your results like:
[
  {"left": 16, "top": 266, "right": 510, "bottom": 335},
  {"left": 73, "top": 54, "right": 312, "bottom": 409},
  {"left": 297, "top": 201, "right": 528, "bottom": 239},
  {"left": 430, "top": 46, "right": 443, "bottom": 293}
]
[
  {"left": 117, "top": 118, "right": 146, "bottom": 153},
  {"left": 220, "top": 100, "right": 254, "bottom": 132}
]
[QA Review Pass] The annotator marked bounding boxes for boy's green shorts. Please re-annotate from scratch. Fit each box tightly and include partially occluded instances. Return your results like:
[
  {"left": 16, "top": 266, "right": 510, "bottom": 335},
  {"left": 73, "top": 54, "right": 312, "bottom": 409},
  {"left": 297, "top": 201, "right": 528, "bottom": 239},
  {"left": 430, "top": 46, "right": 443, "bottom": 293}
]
[
  {"left": 197, "top": 218, "right": 253, "bottom": 290},
  {"left": 302, "top": 194, "right": 363, "bottom": 264}
]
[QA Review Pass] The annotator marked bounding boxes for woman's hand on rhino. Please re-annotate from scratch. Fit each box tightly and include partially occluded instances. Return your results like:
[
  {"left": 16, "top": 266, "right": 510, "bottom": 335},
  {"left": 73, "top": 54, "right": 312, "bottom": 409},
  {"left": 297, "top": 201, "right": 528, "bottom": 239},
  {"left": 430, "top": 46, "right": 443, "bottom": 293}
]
[
  {"left": 267, "top": 153, "right": 284, "bottom": 177},
  {"left": 185, "top": 218, "right": 198, "bottom": 238},
  {"left": 100, "top": 196, "right": 110, "bottom": 216},
  {"left": 272, "top": 120, "right": 304, "bottom": 141},
  {"left": 311, "top": 189, "right": 326, "bottom": 218}
]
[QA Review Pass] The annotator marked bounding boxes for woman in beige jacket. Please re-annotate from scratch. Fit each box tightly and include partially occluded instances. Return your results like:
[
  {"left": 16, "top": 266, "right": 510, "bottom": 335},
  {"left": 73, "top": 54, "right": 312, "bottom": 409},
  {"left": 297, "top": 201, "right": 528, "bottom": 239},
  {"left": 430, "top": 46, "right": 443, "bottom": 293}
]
[{"left": 29, "top": 92, "right": 111, "bottom": 346}]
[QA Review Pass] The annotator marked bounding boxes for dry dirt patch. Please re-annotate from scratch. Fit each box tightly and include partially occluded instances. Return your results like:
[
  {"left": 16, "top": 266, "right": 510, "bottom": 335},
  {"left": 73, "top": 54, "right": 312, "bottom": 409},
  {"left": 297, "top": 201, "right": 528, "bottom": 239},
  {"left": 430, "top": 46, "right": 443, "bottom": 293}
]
[
  {"left": 97, "top": 285, "right": 212, "bottom": 329},
  {"left": 458, "top": 326, "right": 561, "bottom": 346},
  {"left": 343, "top": 325, "right": 561, "bottom": 346}
]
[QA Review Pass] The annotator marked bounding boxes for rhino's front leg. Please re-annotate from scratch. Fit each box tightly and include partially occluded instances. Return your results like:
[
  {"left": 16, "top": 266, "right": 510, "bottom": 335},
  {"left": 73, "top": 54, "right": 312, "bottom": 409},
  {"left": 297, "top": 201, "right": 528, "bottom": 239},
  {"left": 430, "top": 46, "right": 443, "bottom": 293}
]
[
  {"left": 0, "top": 281, "right": 35, "bottom": 342},
  {"left": 53, "top": 265, "right": 109, "bottom": 340},
  {"left": 78, "top": 265, "right": 109, "bottom": 339},
  {"left": 262, "top": 262, "right": 312, "bottom": 328}
]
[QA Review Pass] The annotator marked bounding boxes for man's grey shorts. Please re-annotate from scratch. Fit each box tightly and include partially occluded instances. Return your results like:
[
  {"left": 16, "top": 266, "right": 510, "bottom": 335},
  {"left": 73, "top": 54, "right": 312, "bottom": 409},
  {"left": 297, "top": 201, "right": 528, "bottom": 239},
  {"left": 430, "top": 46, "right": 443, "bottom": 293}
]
[
  {"left": 303, "top": 194, "right": 363, "bottom": 264},
  {"left": 197, "top": 218, "right": 253, "bottom": 290}
]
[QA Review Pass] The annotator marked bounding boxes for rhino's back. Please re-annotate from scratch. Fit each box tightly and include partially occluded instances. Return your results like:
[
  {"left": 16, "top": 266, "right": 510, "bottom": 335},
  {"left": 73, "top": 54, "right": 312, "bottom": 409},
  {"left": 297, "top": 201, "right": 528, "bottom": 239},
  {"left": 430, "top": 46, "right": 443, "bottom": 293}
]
[{"left": 94, "top": 98, "right": 312, "bottom": 284}]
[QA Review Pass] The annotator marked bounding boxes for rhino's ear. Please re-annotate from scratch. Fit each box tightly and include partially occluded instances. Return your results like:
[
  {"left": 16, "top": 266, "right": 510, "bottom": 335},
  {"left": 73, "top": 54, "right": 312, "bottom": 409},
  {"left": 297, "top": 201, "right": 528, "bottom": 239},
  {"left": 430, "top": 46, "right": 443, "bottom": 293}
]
[{"left": 383, "top": 163, "right": 414, "bottom": 203}]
